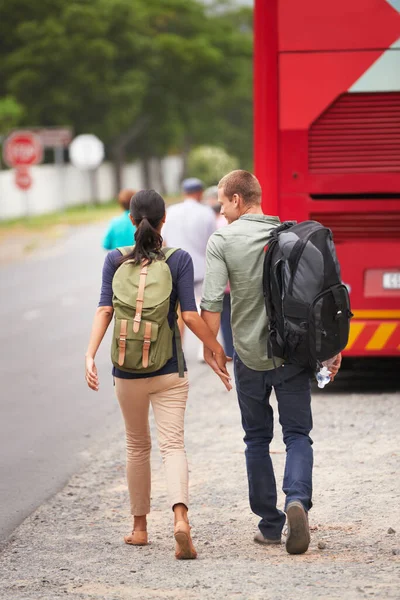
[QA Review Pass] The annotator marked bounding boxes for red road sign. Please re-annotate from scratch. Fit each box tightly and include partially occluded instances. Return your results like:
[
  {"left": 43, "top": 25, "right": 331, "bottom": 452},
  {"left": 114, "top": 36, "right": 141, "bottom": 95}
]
[
  {"left": 3, "top": 131, "right": 43, "bottom": 168},
  {"left": 15, "top": 167, "right": 33, "bottom": 191},
  {"left": 35, "top": 127, "right": 73, "bottom": 148}
]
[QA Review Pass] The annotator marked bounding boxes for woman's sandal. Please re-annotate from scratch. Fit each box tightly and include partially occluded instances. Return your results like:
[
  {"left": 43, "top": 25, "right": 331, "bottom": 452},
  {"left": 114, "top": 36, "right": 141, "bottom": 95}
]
[
  {"left": 174, "top": 521, "right": 197, "bottom": 560},
  {"left": 124, "top": 530, "right": 148, "bottom": 546}
]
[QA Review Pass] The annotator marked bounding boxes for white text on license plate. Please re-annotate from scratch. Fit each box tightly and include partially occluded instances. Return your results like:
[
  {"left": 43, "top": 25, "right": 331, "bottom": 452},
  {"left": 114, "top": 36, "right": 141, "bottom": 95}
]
[{"left": 383, "top": 272, "right": 400, "bottom": 289}]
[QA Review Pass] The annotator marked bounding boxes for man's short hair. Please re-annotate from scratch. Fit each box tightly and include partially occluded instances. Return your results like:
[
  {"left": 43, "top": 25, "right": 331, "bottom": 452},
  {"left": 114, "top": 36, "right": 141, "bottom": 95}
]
[{"left": 218, "top": 170, "right": 262, "bottom": 206}]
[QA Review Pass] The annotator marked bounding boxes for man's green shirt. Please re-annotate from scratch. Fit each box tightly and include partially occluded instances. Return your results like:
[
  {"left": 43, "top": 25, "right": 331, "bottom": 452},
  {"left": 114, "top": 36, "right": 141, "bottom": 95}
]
[{"left": 200, "top": 214, "right": 284, "bottom": 371}]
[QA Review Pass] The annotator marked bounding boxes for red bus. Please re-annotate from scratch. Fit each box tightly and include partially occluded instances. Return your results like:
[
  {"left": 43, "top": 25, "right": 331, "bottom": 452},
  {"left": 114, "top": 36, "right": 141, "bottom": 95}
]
[{"left": 254, "top": 0, "right": 400, "bottom": 358}]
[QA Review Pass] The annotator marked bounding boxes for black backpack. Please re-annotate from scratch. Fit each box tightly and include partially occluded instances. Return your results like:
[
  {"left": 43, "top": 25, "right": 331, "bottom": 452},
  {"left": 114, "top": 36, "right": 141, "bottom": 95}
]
[{"left": 263, "top": 220, "right": 352, "bottom": 371}]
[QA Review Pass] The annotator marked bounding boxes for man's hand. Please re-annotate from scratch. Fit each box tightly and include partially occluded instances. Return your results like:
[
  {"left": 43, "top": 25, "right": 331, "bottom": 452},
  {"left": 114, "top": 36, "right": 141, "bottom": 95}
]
[
  {"left": 204, "top": 347, "right": 232, "bottom": 391},
  {"left": 85, "top": 355, "right": 99, "bottom": 391},
  {"left": 328, "top": 353, "right": 342, "bottom": 381}
]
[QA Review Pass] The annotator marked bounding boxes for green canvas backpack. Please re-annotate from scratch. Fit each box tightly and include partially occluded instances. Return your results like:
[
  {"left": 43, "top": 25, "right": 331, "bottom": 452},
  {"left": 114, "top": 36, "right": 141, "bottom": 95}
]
[{"left": 111, "top": 247, "right": 184, "bottom": 376}]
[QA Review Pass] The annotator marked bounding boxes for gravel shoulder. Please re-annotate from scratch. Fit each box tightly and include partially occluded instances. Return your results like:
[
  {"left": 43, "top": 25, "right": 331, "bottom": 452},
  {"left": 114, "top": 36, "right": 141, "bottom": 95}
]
[{"left": 0, "top": 365, "right": 399, "bottom": 600}]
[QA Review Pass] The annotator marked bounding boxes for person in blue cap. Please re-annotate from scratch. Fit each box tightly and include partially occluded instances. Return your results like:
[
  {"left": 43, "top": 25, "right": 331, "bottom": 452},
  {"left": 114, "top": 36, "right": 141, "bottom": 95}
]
[
  {"left": 182, "top": 178, "right": 204, "bottom": 198},
  {"left": 163, "top": 178, "right": 216, "bottom": 353}
]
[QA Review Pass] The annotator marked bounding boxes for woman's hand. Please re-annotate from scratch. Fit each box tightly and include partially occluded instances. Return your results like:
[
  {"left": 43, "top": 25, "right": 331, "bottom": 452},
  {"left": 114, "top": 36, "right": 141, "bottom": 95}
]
[
  {"left": 85, "top": 306, "right": 113, "bottom": 391},
  {"left": 329, "top": 353, "right": 342, "bottom": 381},
  {"left": 85, "top": 355, "right": 99, "bottom": 391},
  {"left": 204, "top": 347, "right": 232, "bottom": 391}
]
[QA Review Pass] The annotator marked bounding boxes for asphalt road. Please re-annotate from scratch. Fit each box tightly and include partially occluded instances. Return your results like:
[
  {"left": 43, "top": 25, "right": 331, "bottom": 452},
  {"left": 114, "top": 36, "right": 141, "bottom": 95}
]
[
  {"left": 0, "top": 224, "right": 125, "bottom": 541},
  {"left": 0, "top": 222, "right": 204, "bottom": 543},
  {"left": 0, "top": 223, "right": 399, "bottom": 545}
]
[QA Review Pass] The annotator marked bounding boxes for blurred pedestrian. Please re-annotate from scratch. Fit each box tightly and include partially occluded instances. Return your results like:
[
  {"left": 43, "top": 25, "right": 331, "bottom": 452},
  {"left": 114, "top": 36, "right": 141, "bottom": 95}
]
[
  {"left": 102, "top": 189, "right": 136, "bottom": 250},
  {"left": 203, "top": 186, "right": 234, "bottom": 358},
  {"left": 162, "top": 178, "right": 216, "bottom": 357},
  {"left": 85, "top": 189, "right": 230, "bottom": 559},
  {"left": 163, "top": 178, "right": 216, "bottom": 300}
]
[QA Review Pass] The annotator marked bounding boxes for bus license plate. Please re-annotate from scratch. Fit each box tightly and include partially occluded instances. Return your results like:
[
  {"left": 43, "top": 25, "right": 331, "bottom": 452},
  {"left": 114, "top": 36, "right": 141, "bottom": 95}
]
[{"left": 383, "top": 273, "right": 400, "bottom": 289}]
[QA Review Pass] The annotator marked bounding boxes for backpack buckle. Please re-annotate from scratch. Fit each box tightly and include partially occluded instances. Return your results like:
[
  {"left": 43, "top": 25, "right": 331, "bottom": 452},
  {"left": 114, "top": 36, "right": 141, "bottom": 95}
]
[
  {"left": 133, "top": 313, "right": 142, "bottom": 333},
  {"left": 142, "top": 322, "right": 152, "bottom": 368}
]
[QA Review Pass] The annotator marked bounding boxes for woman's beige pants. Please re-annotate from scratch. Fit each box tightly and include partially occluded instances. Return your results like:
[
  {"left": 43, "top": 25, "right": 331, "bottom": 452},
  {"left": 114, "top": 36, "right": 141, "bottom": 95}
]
[{"left": 115, "top": 373, "right": 189, "bottom": 516}]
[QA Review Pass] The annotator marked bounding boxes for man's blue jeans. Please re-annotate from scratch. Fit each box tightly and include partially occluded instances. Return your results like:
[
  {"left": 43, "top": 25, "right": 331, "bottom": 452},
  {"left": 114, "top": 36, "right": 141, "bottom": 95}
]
[{"left": 234, "top": 354, "right": 313, "bottom": 540}]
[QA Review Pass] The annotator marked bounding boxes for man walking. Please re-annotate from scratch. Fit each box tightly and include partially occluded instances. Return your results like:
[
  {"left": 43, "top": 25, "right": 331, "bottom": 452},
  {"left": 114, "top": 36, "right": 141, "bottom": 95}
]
[
  {"left": 163, "top": 178, "right": 216, "bottom": 302},
  {"left": 163, "top": 178, "right": 216, "bottom": 356},
  {"left": 200, "top": 170, "right": 340, "bottom": 554}
]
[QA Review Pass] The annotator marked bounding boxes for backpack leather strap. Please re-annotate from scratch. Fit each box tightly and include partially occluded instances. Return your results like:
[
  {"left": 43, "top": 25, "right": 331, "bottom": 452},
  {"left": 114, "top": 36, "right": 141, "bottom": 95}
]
[
  {"left": 118, "top": 319, "right": 128, "bottom": 366},
  {"left": 173, "top": 302, "right": 185, "bottom": 378},
  {"left": 133, "top": 264, "right": 148, "bottom": 333},
  {"left": 142, "top": 322, "right": 152, "bottom": 368}
]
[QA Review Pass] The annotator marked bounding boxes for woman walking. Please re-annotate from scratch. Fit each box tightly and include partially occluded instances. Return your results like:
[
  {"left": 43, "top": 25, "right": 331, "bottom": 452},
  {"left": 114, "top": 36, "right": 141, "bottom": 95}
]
[{"left": 85, "top": 189, "right": 231, "bottom": 560}]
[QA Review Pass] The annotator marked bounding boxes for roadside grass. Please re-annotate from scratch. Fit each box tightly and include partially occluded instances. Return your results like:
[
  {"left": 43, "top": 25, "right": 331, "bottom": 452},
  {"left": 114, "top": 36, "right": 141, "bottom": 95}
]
[
  {"left": 0, "top": 201, "right": 120, "bottom": 234},
  {"left": 0, "top": 195, "right": 181, "bottom": 239}
]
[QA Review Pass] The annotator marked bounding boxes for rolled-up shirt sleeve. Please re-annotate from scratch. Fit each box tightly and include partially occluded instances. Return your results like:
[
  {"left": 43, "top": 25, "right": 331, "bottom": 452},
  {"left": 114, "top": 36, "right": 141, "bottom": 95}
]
[{"left": 200, "top": 232, "right": 228, "bottom": 313}]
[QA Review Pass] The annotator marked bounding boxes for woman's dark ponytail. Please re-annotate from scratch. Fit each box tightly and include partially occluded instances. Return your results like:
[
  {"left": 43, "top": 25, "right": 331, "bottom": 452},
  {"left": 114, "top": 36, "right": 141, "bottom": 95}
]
[{"left": 120, "top": 189, "right": 165, "bottom": 265}]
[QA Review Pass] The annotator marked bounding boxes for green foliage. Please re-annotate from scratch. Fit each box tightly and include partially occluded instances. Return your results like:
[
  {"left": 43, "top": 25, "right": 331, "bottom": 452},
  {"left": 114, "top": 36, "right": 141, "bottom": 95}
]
[
  {"left": 187, "top": 145, "right": 239, "bottom": 186},
  {"left": 189, "top": 5, "right": 253, "bottom": 169},
  {"left": 0, "top": 96, "right": 25, "bottom": 133},
  {"left": 1, "top": 0, "right": 150, "bottom": 142},
  {"left": 0, "top": 0, "right": 253, "bottom": 165}
]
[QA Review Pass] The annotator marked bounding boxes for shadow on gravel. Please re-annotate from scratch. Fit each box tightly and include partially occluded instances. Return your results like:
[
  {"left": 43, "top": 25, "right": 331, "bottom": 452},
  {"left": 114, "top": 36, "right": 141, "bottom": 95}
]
[{"left": 313, "top": 357, "right": 400, "bottom": 395}]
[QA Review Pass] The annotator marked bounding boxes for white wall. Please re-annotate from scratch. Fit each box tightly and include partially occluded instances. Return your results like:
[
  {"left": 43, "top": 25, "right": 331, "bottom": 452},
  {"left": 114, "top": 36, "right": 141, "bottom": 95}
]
[{"left": 0, "top": 156, "right": 183, "bottom": 220}]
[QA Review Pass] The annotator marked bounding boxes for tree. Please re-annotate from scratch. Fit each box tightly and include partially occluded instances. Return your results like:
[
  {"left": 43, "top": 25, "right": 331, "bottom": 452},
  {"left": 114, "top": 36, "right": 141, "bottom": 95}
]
[
  {"left": 121, "top": 1, "right": 253, "bottom": 183},
  {"left": 0, "top": 96, "right": 24, "bottom": 134},
  {"left": 187, "top": 4, "right": 253, "bottom": 170},
  {"left": 1, "top": 1, "right": 150, "bottom": 139},
  {"left": 0, "top": 0, "right": 254, "bottom": 191},
  {"left": 187, "top": 145, "right": 239, "bottom": 186}
]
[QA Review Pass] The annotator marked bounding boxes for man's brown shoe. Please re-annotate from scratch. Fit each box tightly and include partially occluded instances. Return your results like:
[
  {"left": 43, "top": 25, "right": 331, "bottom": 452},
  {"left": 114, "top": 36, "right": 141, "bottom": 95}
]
[
  {"left": 174, "top": 521, "right": 197, "bottom": 560},
  {"left": 285, "top": 501, "right": 310, "bottom": 555}
]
